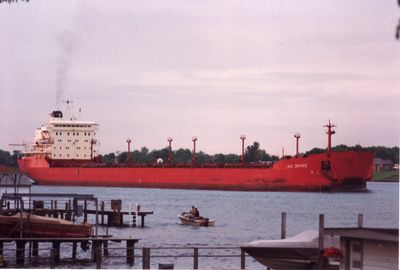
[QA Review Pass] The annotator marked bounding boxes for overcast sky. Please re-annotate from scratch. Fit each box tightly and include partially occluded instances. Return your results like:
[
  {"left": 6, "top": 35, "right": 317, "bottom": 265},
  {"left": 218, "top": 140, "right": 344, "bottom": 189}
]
[{"left": 0, "top": 1, "right": 399, "bottom": 156}]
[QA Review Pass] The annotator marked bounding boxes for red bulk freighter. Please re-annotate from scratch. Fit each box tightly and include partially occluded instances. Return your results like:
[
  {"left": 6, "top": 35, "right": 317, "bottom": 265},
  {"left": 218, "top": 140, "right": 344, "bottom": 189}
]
[{"left": 17, "top": 105, "right": 373, "bottom": 192}]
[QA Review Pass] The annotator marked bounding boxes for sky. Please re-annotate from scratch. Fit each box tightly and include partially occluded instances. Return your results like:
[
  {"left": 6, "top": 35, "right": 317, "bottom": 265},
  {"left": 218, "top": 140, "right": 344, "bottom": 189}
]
[{"left": 0, "top": 1, "right": 399, "bottom": 157}]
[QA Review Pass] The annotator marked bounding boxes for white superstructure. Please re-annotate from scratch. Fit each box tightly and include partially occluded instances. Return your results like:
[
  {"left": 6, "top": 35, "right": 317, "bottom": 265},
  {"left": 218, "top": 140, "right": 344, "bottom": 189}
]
[{"left": 30, "top": 109, "right": 98, "bottom": 160}]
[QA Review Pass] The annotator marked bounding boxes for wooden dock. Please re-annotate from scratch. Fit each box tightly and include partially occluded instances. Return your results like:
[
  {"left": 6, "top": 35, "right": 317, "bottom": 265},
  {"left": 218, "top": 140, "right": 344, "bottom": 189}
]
[
  {"left": 1, "top": 193, "right": 154, "bottom": 228},
  {"left": 0, "top": 236, "right": 139, "bottom": 268}
]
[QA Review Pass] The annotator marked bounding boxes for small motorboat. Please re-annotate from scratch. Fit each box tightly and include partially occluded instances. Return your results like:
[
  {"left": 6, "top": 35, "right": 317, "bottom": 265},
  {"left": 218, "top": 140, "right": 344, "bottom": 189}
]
[
  {"left": 241, "top": 230, "right": 340, "bottom": 270},
  {"left": 178, "top": 212, "right": 215, "bottom": 227},
  {"left": 0, "top": 212, "right": 93, "bottom": 238}
]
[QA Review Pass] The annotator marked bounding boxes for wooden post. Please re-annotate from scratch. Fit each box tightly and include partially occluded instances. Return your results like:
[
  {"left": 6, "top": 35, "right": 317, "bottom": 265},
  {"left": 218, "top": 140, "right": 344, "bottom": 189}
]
[
  {"left": 240, "top": 249, "right": 245, "bottom": 269},
  {"left": 101, "top": 201, "right": 105, "bottom": 225},
  {"left": 52, "top": 241, "right": 60, "bottom": 264},
  {"left": 142, "top": 247, "right": 150, "bottom": 269},
  {"left": 54, "top": 200, "right": 58, "bottom": 209},
  {"left": 0, "top": 241, "right": 3, "bottom": 256},
  {"left": 281, "top": 212, "right": 287, "bottom": 239},
  {"left": 357, "top": 214, "right": 363, "bottom": 228},
  {"left": 132, "top": 213, "right": 136, "bottom": 227},
  {"left": 16, "top": 240, "right": 25, "bottom": 266},
  {"left": 193, "top": 247, "right": 199, "bottom": 269},
  {"left": 72, "top": 241, "right": 77, "bottom": 261},
  {"left": 95, "top": 245, "right": 102, "bottom": 269},
  {"left": 84, "top": 200, "right": 88, "bottom": 223},
  {"left": 32, "top": 241, "right": 39, "bottom": 257},
  {"left": 51, "top": 200, "right": 54, "bottom": 209},
  {"left": 318, "top": 214, "right": 325, "bottom": 270},
  {"left": 127, "top": 240, "right": 135, "bottom": 265},
  {"left": 50, "top": 248, "right": 56, "bottom": 269},
  {"left": 92, "top": 240, "right": 100, "bottom": 262},
  {"left": 103, "top": 240, "right": 109, "bottom": 256},
  {"left": 141, "top": 214, "right": 145, "bottom": 228}
]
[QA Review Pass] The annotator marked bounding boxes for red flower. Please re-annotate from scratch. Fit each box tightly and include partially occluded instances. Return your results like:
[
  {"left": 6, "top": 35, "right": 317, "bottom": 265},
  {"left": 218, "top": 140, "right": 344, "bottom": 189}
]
[{"left": 323, "top": 247, "right": 341, "bottom": 258}]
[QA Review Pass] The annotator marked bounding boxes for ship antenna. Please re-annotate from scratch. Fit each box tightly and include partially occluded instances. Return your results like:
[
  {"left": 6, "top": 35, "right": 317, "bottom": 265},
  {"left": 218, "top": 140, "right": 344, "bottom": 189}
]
[
  {"left": 324, "top": 120, "right": 336, "bottom": 153},
  {"left": 294, "top": 133, "right": 301, "bottom": 158},
  {"left": 240, "top": 135, "right": 246, "bottom": 164},
  {"left": 192, "top": 136, "right": 198, "bottom": 165},
  {"left": 126, "top": 139, "right": 132, "bottom": 164},
  {"left": 62, "top": 99, "right": 74, "bottom": 119},
  {"left": 167, "top": 137, "right": 173, "bottom": 165}
]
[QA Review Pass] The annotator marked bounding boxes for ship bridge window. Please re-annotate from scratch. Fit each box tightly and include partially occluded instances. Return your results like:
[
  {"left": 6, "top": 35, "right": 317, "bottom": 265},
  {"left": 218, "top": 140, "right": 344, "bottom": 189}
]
[
  {"left": 77, "top": 132, "right": 79, "bottom": 135},
  {"left": 67, "top": 132, "right": 70, "bottom": 136},
  {"left": 88, "top": 133, "right": 91, "bottom": 136},
  {"left": 60, "top": 132, "right": 62, "bottom": 135}
]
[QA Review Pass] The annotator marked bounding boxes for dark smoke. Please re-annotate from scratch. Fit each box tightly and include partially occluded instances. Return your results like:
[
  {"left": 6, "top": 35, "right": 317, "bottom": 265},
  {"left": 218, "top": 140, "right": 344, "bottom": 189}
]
[{"left": 55, "top": 30, "right": 76, "bottom": 108}]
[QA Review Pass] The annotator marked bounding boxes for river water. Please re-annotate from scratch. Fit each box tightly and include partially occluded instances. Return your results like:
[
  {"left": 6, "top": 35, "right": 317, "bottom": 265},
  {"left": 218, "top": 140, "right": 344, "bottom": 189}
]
[{"left": 5, "top": 182, "right": 399, "bottom": 269}]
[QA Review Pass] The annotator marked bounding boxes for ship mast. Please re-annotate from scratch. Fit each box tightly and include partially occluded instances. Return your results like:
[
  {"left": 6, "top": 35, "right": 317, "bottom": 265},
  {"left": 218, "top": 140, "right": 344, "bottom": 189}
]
[
  {"left": 294, "top": 133, "right": 301, "bottom": 158},
  {"left": 324, "top": 120, "right": 336, "bottom": 153},
  {"left": 167, "top": 137, "right": 173, "bottom": 165},
  {"left": 240, "top": 135, "right": 246, "bottom": 164},
  {"left": 192, "top": 136, "right": 197, "bottom": 165},
  {"left": 126, "top": 139, "right": 132, "bottom": 164}
]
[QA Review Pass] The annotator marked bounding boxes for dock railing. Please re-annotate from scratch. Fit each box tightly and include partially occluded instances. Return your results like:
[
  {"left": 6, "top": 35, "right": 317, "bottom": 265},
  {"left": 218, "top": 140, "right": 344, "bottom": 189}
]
[{"left": 0, "top": 238, "right": 248, "bottom": 269}]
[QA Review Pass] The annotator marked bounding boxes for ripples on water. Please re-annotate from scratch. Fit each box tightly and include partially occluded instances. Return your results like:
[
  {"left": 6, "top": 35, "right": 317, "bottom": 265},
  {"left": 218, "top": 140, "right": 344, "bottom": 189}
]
[{"left": 7, "top": 182, "right": 398, "bottom": 269}]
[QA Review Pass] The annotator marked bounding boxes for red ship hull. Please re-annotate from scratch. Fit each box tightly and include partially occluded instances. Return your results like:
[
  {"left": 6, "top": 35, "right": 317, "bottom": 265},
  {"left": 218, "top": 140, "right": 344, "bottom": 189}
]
[{"left": 18, "top": 151, "right": 374, "bottom": 192}]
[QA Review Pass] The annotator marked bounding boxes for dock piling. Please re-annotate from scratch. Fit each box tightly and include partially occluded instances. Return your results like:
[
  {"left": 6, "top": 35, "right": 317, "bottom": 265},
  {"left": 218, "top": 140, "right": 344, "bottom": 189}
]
[
  {"left": 318, "top": 214, "right": 325, "bottom": 269},
  {"left": 281, "top": 212, "right": 286, "bottom": 239},
  {"left": 103, "top": 240, "right": 109, "bottom": 256},
  {"left": 95, "top": 245, "right": 102, "bottom": 269},
  {"left": 72, "top": 241, "right": 77, "bottom": 262},
  {"left": 126, "top": 239, "right": 135, "bottom": 265},
  {"left": 50, "top": 248, "right": 56, "bottom": 269},
  {"left": 16, "top": 240, "right": 25, "bottom": 266},
  {"left": 193, "top": 248, "right": 199, "bottom": 269},
  {"left": 240, "top": 249, "right": 245, "bottom": 269},
  {"left": 142, "top": 247, "right": 150, "bottom": 269},
  {"left": 32, "top": 241, "right": 39, "bottom": 257},
  {"left": 357, "top": 214, "right": 363, "bottom": 228},
  {"left": 52, "top": 240, "right": 61, "bottom": 264}
]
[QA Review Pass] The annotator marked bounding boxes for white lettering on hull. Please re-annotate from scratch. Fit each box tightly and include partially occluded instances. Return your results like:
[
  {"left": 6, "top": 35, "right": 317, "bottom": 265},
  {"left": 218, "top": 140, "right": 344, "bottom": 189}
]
[{"left": 285, "top": 163, "right": 308, "bottom": 169}]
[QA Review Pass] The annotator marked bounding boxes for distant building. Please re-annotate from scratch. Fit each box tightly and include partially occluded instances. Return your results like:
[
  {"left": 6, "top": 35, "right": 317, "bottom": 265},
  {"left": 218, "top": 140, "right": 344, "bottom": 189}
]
[
  {"left": 325, "top": 227, "right": 399, "bottom": 270},
  {"left": 373, "top": 158, "right": 394, "bottom": 171}
]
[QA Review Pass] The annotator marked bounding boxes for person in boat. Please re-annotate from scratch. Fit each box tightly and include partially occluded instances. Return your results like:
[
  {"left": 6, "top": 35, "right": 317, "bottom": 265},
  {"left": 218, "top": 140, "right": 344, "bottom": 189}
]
[
  {"left": 194, "top": 208, "right": 200, "bottom": 218},
  {"left": 190, "top": 206, "right": 195, "bottom": 215}
]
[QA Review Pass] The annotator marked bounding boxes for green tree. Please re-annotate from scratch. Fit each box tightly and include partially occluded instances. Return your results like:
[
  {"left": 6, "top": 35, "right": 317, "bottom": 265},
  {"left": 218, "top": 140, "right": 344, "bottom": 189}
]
[
  {"left": 245, "top": 142, "right": 261, "bottom": 162},
  {"left": 174, "top": 148, "right": 192, "bottom": 163}
]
